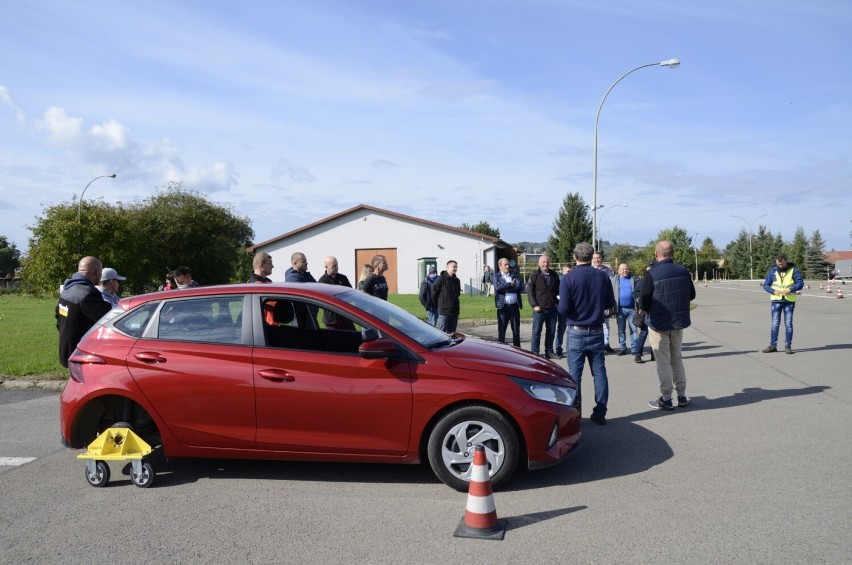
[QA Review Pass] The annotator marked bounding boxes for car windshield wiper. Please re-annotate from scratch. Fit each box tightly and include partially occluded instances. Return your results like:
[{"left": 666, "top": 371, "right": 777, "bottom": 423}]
[{"left": 427, "top": 338, "right": 453, "bottom": 349}]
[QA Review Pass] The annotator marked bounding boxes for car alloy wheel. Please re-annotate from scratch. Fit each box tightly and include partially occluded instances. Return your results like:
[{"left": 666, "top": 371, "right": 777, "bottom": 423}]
[{"left": 427, "top": 405, "right": 519, "bottom": 491}]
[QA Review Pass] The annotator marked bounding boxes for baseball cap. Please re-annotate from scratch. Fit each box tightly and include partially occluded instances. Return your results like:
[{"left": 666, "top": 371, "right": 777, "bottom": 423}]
[{"left": 101, "top": 268, "right": 126, "bottom": 281}]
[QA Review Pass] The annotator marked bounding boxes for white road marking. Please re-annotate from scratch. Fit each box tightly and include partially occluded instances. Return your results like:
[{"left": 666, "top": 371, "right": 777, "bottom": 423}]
[{"left": 0, "top": 457, "right": 36, "bottom": 466}]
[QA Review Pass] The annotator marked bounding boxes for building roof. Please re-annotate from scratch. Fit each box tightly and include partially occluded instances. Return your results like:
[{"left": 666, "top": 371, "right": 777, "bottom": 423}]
[
  {"left": 825, "top": 250, "right": 852, "bottom": 264},
  {"left": 248, "top": 204, "right": 508, "bottom": 252}
]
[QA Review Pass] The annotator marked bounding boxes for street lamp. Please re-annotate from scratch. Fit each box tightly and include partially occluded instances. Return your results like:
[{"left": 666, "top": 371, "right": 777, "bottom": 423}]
[
  {"left": 78, "top": 174, "right": 117, "bottom": 255},
  {"left": 692, "top": 232, "right": 699, "bottom": 282},
  {"left": 592, "top": 58, "right": 680, "bottom": 251},
  {"left": 730, "top": 214, "right": 767, "bottom": 280},
  {"left": 596, "top": 203, "right": 629, "bottom": 252}
]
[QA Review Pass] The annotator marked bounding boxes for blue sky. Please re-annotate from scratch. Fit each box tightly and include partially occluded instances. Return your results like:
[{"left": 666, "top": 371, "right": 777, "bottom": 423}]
[{"left": 2, "top": 0, "right": 851, "bottom": 256}]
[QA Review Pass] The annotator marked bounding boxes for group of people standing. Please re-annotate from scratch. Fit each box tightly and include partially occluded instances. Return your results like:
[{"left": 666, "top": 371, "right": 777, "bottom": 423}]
[{"left": 486, "top": 240, "right": 695, "bottom": 425}]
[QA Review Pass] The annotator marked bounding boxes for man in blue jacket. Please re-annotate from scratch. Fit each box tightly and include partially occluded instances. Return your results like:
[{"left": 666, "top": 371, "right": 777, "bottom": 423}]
[
  {"left": 558, "top": 242, "right": 616, "bottom": 425},
  {"left": 761, "top": 253, "right": 804, "bottom": 354},
  {"left": 639, "top": 241, "right": 696, "bottom": 411}
]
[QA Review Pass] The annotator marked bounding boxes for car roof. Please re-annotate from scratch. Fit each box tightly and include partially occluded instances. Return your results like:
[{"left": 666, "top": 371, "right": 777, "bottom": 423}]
[{"left": 119, "top": 282, "right": 351, "bottom": 309}]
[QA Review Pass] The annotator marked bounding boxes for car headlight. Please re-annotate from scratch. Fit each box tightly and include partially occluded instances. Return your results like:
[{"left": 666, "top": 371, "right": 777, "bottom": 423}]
[{"left": 511, "top": 377, "right": 577, "bottom": 406}]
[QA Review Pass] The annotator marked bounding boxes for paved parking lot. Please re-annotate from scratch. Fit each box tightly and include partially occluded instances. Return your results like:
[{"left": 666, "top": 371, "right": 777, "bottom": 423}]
[{"left": 1, "top": 280, "right": 850, "bottom": 563}]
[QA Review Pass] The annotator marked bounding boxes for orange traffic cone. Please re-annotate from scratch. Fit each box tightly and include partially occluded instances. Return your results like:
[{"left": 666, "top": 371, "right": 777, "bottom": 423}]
[
  {"left": 838, "top": 289, "right": 844, "bottom": 299},
  {"left": 453, "top": 445, "right": 506, "bottom": 540},
  {"left": 819, "top": 283, "right": 824, "bottom": 290}
]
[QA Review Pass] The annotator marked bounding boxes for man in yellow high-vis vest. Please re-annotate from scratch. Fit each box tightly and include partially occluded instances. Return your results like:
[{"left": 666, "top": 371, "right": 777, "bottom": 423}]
[{"left": 761, "top": 253, "right": 804, "bottom": 354}]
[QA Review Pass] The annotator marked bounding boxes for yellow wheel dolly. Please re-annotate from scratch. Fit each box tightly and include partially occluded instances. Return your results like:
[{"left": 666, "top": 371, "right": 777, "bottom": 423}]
[{"left": 78, "top": 426, "right": 156, "bottom": 488}]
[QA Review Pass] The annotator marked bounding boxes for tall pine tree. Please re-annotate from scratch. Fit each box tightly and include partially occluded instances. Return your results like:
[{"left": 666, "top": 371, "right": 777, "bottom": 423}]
[
  {"left": 805, "top": 229, "right": 829, "bottom": 279},
  {"left": 546, "top": 192, "right": 592, "bottom": 264}
]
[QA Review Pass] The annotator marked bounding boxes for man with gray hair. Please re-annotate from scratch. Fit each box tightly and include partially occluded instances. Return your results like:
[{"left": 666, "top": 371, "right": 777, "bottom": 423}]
[
  {"left": 558, "top": 242, "right": 616, "bottom": 425},
  {"left": 639, "top": 240, "right": 695, "bottom": 411}
]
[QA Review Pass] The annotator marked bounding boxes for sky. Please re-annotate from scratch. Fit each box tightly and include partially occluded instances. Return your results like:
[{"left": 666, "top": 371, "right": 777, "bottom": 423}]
[{"left": 2, "top": 0, "right": 851, "bottom": 257}]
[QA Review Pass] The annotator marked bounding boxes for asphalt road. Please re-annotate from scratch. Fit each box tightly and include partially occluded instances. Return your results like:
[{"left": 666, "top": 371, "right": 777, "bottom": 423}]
[{"left": 1, "top": 280, "right": 850, "bottom": 563}]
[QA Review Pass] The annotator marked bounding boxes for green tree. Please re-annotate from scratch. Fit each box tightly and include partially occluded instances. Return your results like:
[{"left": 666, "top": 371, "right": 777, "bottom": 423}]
[
  {"left": 546, "top": 192, "right": 592, "bottom": 264},
  {"left": 724, "top": 230, "right": 752, "bottom": 279},
  {"left": 697, "top": 237, "right": 721, "bottom": 280},
  {"left": 0, "top": 236, "right": 22, "bottom": 278},
  {"left": 752, "top": 226, "right": 783, "bottom": 277},
  {"left": 21, "top": 182, "right": 254, "bottom": 294},
  {"left": 643, "top": 226, "right": 693, "bottom": 270},
  {"left": 805, "top": 229, "right": 829, "bottom": 279},
  {"left": 607, "top": 244, "right": 634, "bottom": 267},
  {"left": 460, "top": 221, "right": 500, "bottom": 239},
  {"left": 786, "top": 226, "right": 808, "bottom": 269}
]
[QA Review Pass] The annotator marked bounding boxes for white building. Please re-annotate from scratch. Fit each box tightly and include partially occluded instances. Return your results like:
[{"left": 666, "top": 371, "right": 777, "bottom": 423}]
[{"left": 248, "top": 204, "right": 517, "bottom": 294}]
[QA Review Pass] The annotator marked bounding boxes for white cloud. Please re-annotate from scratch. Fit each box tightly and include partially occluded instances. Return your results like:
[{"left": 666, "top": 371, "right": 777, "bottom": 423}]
[{"left": 0, "top": 85, "right": 27, "bottom": 123}]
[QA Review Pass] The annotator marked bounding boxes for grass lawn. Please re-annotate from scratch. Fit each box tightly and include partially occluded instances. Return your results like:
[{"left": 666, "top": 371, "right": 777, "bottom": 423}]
[
  {"left": 0, "top": 295, "right": 66, "bottom": 378},
  {"left": 0, "top": 292, "right": 513, "bottom": 379}
]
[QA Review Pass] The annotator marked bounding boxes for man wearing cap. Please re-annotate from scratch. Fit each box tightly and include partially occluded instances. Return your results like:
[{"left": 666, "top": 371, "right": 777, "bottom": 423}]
[
  {"left": 419, "top": 265, "right": 439, "bottom": 326},
  {"left": 56, "top": 257, "right": 112, "bottom": 368},
  {"left": 97, "top": 267, "right": 126, "bottom": 307}
]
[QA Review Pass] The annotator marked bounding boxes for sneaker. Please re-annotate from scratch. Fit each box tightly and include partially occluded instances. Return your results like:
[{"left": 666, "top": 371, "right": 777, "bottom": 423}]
[
  {"left": 762, "top": 346, "right": 777, "bottom": 353},
  {"left": 785, "top": 346, "right": 793, "bottom": 354},
  {"left": 617, "top": 349, "right": 627, "bottom": 356},
  {"left": 634, "top": 355, "right": 644, "bottom": 364},
  {"left": 554, "top": 350, "right": 565, "bottom": 359},
  {"left": 649, "top": 397, "right": 674, "bottom": 411},
  {"left": 604, "top": 345, "right": 615, "bottom": 354},
  {"left": 677, "top": 396, "right": 689, "bottom": 407},
  {"left": 589, "top": 413, "right": 606, "bottom": 425}
]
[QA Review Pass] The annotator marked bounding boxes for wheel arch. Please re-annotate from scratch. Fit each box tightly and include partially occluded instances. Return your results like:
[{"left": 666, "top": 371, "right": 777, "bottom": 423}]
[
  {"left": 70, "top": 394, "right": 162, "bottom": 448},
  {"left": 416, "top": 400, "right": 528, "bottom": 466}
]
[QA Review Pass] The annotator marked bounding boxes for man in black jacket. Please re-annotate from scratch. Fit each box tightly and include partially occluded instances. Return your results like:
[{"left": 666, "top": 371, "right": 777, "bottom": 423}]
[
  {"left": 527, "top": 254, "right": 560, "bottom": 358},
  {"left": 639, "top": 241, "right": 696, "bottom": 411},
  {"left": 56, "top": 256, "right": 112, "bottom": 368},
  {"left": 432, "top": 260, "right": 461, "bottom": 333}
]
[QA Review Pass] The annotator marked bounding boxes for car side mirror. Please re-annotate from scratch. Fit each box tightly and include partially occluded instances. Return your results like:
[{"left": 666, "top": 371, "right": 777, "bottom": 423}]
[{"left": 359, "top": 338, "right": 399, "bottom": 359}]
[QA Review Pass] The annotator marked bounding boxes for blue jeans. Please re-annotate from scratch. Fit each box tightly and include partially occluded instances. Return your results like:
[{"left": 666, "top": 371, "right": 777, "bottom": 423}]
[
  {"left": 497, "top": 304, "right": 521, "bottom": 346},
  {"left": 616, "top": 306, "right": 638, "bottom": 353},
  {"left": 437, "top": 314, "right": 458, "bottom": 333},
  {"left": 567, "top": 327, "right": 609, "bottom": 417},
  {"left": 426, "top": 308, "right": 438, "bottom": 326},
  {"left": 555, "top": 311, "right": 568, "bottom": 354},
  {"left": 530, "top": 307, "right": 557, "bottom": 355},
  {"left": 770, "top": 300, "right": 795, "bottom": 347}
]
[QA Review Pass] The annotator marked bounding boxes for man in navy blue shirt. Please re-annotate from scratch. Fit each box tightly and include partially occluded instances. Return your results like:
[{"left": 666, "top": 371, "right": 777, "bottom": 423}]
[{"left": 558, "top": 242, "right": 616, "bottom": 425}]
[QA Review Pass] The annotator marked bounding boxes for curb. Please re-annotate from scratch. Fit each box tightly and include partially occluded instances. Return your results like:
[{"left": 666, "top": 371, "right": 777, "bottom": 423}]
[{"left": 0, "top": 378, "right": 66, "bottom": 392}]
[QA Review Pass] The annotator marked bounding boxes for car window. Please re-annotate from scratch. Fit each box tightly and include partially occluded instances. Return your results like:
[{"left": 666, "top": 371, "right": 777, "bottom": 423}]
[
  {"left": 113, "top": 302, "right": 159, "bottom": 338},
  {"left": 158, "top": 296, "right": 244, "bottom": 345},
  {"left": 262, "top": 297, "right": 366, "bottom": 354}
]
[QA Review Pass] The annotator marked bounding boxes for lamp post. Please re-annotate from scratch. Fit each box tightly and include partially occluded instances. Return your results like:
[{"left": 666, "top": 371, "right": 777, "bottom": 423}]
[
  {"left": 592, "top": 58, "right": 680, "bottom": 252},
  {"left": 692, "top": 232, "right": 699, "bottom": 282},
  {"left": 596, "top": 203, "right": 628, "bottom": 252},
  {"left": 730, "top": 214, "right": 767, "bottom": 280},
  {"left": 78, "top": 174, "right": 117, "bottom": 255}
]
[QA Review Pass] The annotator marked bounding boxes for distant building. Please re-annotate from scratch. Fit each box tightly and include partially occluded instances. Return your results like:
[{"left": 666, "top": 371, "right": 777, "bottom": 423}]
[{"left": 247, "top": 204, "right": 518, "bottom": 294}]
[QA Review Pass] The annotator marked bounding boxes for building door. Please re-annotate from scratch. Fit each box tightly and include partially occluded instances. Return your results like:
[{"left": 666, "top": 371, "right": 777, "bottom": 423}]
[{"left": 355, "top": 248, "right": 398, "bottom": 294}]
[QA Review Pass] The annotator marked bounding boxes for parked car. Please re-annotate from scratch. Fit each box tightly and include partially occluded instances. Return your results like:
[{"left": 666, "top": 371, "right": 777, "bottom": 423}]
[{"left": 60, "top": 283, "right": 581, "bottom": 490}]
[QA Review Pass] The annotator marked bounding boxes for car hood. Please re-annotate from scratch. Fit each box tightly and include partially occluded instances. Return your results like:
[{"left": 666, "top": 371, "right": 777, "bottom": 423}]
[{"left": 439, "top": 336, "right": 572, "bottom": 385}]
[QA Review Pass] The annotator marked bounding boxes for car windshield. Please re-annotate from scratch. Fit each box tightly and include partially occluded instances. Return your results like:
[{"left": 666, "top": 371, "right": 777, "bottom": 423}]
[{"left": 337, "top": 289, "right": 454, "bottom": 348}]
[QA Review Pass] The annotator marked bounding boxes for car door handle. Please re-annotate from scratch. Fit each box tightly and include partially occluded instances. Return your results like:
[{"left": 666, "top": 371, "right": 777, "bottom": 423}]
[
  {"left": 258, "top": 369, "right": 295, "bottom": 382},
  {"left": 135, "top": 352, "right": 167, "bottom": 364}
]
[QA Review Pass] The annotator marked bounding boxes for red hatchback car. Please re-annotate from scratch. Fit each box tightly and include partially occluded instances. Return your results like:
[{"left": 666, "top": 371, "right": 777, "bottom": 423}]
[{"left": 60, "top": 283, "right": 580, "bottom": 490}]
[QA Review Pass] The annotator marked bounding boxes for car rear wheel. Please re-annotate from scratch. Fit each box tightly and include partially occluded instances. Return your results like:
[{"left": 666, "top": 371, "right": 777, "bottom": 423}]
[{"left": 427, "top": 405, "right": 519, "bottom": 491}]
